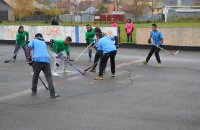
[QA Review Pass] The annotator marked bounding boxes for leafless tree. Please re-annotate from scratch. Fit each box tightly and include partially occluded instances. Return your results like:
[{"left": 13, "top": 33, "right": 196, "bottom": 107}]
[{"left": 13, "top": 0, "right": 35, "bottom": 20}]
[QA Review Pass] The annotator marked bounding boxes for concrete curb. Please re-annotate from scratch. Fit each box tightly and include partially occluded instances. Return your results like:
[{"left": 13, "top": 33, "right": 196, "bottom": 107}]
[{"left": 1, "top": 40, "right": 200, "bottom": 51}]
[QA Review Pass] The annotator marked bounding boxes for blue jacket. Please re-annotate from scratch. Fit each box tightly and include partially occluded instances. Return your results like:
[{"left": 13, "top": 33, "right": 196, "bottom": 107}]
[
  {"left": 28, "top": 39, "right": 50, "bottom": 63},
  {"left": 97, "top": 36, "right": 117, "bottom": 53}
]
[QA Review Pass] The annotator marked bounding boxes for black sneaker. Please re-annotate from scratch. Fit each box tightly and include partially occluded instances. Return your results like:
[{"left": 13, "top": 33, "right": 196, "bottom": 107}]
[
  {"left": 50, "top": 93, "right": 60, "bottom": 98},
  {"left": 31, "top": 91, "right": 37, "bottom": 95}
]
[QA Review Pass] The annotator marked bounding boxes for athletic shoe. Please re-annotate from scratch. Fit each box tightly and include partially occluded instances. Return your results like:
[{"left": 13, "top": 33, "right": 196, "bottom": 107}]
[
  {"left": 90, "top": 69, "right": 96, "bottom": 73},
  {"left": 52, "top": 72, "right": 59, "bottom": 77},
  {"left": 155, "top": 63, "right": 163, "bottom": 68},
  {"left": 31, "top": 90, "right": 37, "bottom": 95},
  {"left": 50, "top": 93, "right": 60, "bottom": 98},
  {"left": 142, "top": 60, "right": 148, "bottom": 65},
  {"left": 94, "top": 76, "right": 104, "bottom": 80},
  {"left": 12, "top": 58, "right": 16, "bottom": 62},
  {"left": 110, "top": 73, "right": 116, "bottom": 77},
  {"left": 62, "top": 70, "right": 71, "bottom": 74}
]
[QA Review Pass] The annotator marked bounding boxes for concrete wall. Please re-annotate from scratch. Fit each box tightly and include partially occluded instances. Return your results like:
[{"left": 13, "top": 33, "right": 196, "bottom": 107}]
[
  {"left": 136, "top": 27, "right": 200, "bottom": 47},
  {"left": 0, "top": 25, "right": 118, "bottom": 43}
]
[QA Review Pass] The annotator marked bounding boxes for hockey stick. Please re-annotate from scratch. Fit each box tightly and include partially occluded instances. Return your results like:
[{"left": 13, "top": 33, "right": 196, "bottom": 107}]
[
  {"left": 4, "top": 53, "right": 17, "bottom": 63},
  {"left": 69, "top": 59, "right": 75, "bottom": 61},
  {"left": 74, "top": 41, "right": 94, "bottom": 61},
  {"left": 53, "top": 51, "right": 85, "bottom": 75},
  {"left": 67, "top": 61, "right": 85, "bottom": 75},
  {"left": 84, "top": 61, "right": 99, "bottom": 72},
  {"left": 4, "top": 57, "right": 14, "bottom": 63},
  {"left": 153, "top": 44, "right": 179, "bottom": 55},
  {"left": 84, "top": 50, "right": 105, "bottom": 74},
  {"left": 29, "top": 64, "right": 49, "bottom": 91},
  {"left": 38, "top": 76, "right": 48, "bottom": 90},
  {"left": 4, "top": 41, "right": 29, "bottom": 63},
  {"left": 4, "top": 51, "right": 18, "bottom": 63}
]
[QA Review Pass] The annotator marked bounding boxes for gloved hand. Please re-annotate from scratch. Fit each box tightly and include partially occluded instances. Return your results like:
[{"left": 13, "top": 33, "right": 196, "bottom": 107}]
[
  {"left": 49, "top": 39, "right": 54, "bottom": 48},
  {"left": 115, "top": 44, "right": 119, "bottom": 49},
  {"left": 148, "top": 38, "right": 152, "bottom": 44},
  {"left": 56, "top": 53, "right": 63, "bottom": 58}
]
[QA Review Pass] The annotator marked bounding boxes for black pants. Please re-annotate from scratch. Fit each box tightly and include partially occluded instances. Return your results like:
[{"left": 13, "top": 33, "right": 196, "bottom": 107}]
[
  {"left": 99, "top": 51, "right": 117, "bottom": 76},
  {"left": 146, "top": 45, "right": 161, "bottom": 63},
  {"left": 91, "top": 50, "right": 103, "bottom": 70},
  {"left": 32, "top": 62, "right": 56, "bottom": 96},
  {"left": 127, "top": 33, "right": 132, "bottom": 42}
]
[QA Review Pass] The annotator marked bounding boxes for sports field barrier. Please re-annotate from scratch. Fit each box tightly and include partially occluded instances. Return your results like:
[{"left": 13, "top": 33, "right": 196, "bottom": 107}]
[
  {"left": 136, "top": 27, "right": 200, "bottom": 47},
  {"left": 0, "top": 25, "right": 118, "bottom": 43}
]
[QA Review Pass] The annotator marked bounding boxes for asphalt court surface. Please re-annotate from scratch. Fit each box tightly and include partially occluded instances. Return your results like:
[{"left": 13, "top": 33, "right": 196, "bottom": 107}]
[{"left": 0, "top": 44, "right": 200, "bottom": 130}]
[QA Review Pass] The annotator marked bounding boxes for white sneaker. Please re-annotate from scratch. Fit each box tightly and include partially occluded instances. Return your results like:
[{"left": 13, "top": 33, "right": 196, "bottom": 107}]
[
  {"left": 52, "top": 72, "right": 59, "bottom": 77},
  {"left": 12, "top": 58, "right": 16, "bottom": 62},
  {"left": 110, "top": 73, "right": 116, "bottom": 77},
  {"left": 62, "top": 70, "right": 71, "bottom": 74}
]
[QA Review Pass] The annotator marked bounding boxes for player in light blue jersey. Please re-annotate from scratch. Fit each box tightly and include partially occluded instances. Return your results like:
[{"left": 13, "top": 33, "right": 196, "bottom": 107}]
[{"left": 143, "top": 23, "right": 164, "bottom": 67}]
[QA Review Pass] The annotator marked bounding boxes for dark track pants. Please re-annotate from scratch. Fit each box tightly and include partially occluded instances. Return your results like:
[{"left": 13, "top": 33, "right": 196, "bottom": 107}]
[
  {"left": 99, "top": 51, "right": 117, "bottom": 76},
  {"left": 32, "top": 62, "right": 56, "bottom": 96},
  {"left": 91, "top": 51, "right": 103, "bottom": 70},
  {"left": 146, "top": 45, "right": 161, "bottom": 63}
]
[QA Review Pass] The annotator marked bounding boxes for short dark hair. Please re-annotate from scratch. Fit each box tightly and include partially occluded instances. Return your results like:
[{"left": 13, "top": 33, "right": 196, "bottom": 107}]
[
  {"left": 66, "top": 36, "right": 72, "bottom": 41},
  {"left": 86, "top": 24, "right": 90, "bottom": 27},
  {"left": 152, "top": 23, "right": 157, "bottom": 27},
  {"left": 18, "top": 26, "right": 24, "bottom": 33},
  {"left": 35, "top": 33, "right": 43, "bottom": 38},
  {"left": 94, "top": 27, "right": 102, "bottom": 33},
  {"left": 35, "top": 33, "right": 44, "bottom": 41},
  {"left": 96, "top": 33, "right": 102, "bottom": 38}
]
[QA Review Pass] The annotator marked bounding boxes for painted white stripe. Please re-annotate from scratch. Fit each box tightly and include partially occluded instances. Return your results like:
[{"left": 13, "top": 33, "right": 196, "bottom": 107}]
[
  {"left": 0, "top": 58, "right": 143, "bottom": 102},
  {"left": 0, "top": 86, "right": 44, "bottom": 102}
]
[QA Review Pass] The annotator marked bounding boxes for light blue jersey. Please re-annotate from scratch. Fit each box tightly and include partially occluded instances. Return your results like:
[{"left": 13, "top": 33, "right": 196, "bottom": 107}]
[
  {"left": 28, "top": 39, "right": 50, "bottom": 63},
  {"left": 94, "top": 32, "right": 107, "bottom": 47},
  {"left": 150, "top": 30, "right": 163, "bottom": 46},
  {"left": 97, "top": 36, "right": 117, "bottom": 53}
]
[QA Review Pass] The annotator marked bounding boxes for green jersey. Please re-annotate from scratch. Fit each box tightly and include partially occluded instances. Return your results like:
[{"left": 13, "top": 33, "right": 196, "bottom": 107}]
[
  {"left": 52, "top": 40, "right": 70, "bottom": 53},
  {"left": 85, "top": 28, "right": 95, "bottom": 45},
  {"left": 16, "top": 31, "right": 29, "bottom": 46}
]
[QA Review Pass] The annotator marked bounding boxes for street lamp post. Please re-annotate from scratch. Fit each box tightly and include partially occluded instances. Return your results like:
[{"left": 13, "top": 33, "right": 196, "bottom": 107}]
[
  {"left": 77, "top": 0, "right": 80, "bottom": 22},
  {"left": 20, "top": 8, "right": 21, "bottom": 21},
  {"left": 152, "top": 0, "right": 154, "bottom": 21},
  {"left": 56, "top": 0, "right": 58, "bottom": 17}
]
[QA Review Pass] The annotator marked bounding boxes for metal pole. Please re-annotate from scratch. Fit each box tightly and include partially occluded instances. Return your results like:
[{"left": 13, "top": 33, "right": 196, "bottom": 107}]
[
  {"left": 56, "top": 0, "right": 58, "bottom": 17},
  {"left": 77, "top": 0, "right": 80, "bottom": 22},
  {"left": 152, "top": 0, "right": 154, "bottom": 21},
  {"left": 19, "top": 2, "right": 21, "bottom": 22}
]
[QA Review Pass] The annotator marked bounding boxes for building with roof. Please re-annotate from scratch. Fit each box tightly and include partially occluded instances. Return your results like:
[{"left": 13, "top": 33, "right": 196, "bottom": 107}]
[
  {"left": 0, "top": 0, "right": 14, "bottom": 20},
  {"left": 0, "top": 0, "right": 49, "bottom": 21},
  {"left": 163, "top": 6, "right": 200, "bottom": 23}
]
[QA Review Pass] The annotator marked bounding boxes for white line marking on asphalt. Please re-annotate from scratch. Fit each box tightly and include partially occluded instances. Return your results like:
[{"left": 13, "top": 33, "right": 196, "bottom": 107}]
[
  {"left": 0, "top": 58, "right": 143, "bottom": 102},
  {"left": 0, "top": 86, "right": 44, "bottom": 102}
]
